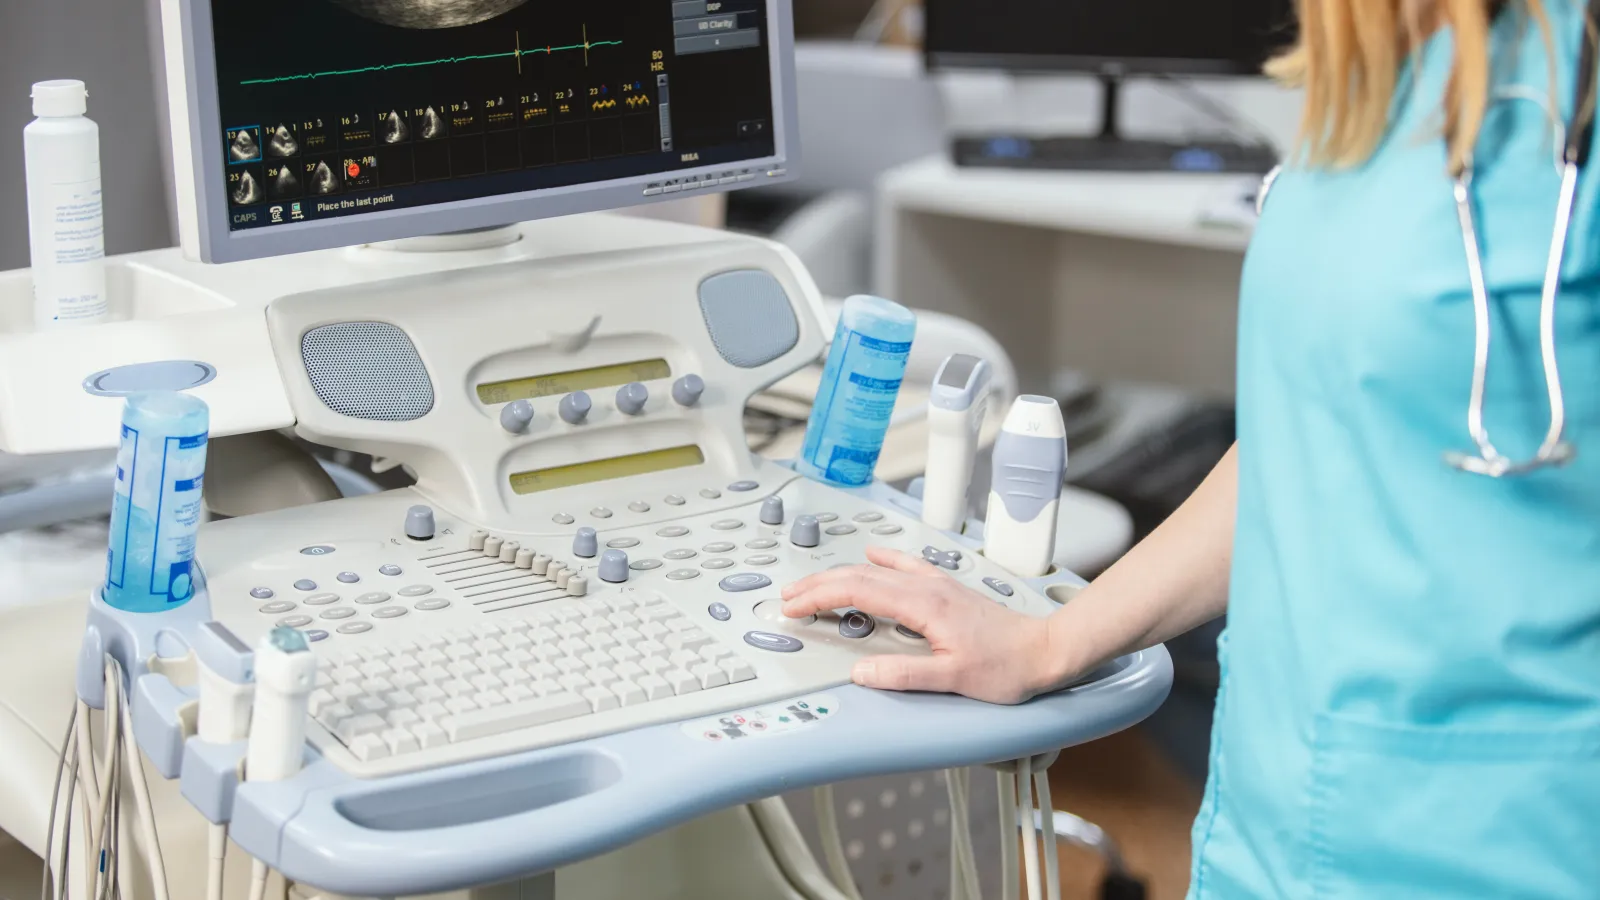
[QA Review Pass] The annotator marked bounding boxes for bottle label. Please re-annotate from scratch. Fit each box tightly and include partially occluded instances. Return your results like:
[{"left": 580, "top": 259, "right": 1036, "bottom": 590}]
[
  {"left": 32, "top": 176, "right": 108, "bottom": 324},
  {"left": 801, "top": 327, "right": 912, "bottom": 487},
  {"left": 106, "top": 426, "right": 207, "bottom": 608}
]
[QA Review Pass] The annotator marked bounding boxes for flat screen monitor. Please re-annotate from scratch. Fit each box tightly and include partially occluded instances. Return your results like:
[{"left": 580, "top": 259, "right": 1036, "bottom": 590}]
[
  {"left": 161, "top": 0, "right": 799, "bottom": 262},
  {"left": 924, "top": 0, "right": 1294, "bottom": 76}
]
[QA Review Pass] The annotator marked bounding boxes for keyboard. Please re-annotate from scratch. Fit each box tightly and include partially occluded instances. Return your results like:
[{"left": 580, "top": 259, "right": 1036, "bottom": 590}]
[{"left": 952, "top": 135, "right": 1279, "bottom": 175}]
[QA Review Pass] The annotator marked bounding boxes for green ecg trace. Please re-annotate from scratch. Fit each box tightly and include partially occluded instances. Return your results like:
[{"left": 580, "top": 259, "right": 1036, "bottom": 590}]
[{"left": 240, "top": 39, "right": 623, "bottom": 86}]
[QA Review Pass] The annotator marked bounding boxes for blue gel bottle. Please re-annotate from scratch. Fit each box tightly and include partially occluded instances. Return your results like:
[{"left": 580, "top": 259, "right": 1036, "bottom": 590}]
[
  {"left": 798, "top": 295, "right": 917, "bottom": 487},
  {"left": 103, "top": 392, "right": 210, "bottom": 613}
]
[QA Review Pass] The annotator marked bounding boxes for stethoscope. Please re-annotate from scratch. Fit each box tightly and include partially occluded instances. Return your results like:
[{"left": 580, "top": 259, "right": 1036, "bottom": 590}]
[{"left": 1257, "top": 5, "right": 1598, "bottom": 478}]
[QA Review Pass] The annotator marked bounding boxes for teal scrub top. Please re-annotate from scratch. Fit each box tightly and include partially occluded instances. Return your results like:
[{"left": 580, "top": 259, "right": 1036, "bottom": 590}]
[{"left": 1190, "top": 5, "right": 1600, "bottom": 898}]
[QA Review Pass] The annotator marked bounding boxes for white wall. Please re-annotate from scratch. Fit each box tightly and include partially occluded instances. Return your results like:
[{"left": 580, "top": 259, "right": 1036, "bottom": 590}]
[{"left": 0, "top": 0, "right": 174, "bottom": 272}]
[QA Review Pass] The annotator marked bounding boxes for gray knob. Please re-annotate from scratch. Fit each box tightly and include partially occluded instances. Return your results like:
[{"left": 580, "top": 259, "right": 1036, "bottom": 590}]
[
  {"left": 790, "top": 515, "right": 821, "bottom": 548},
  {"left": 573, "top": 527, "right": 599, "bottom": 559},
  {"left": 616, "top": 382, "right": 649, "bottom": 416},
  {"left": 499, "top": 400, "right": 534, "bottom": 434},
  {"left": 672, "top": 374, "right": 706, "bottom": 407},
  {"left": 559, "top": 392, "right": 592, "bottom": 425},
  {"left": 405, "top": 505, "right": 435, "bottom": 541},
  {"left": 760, "top": 496, "right": 785, "bottom": 525},
  {"left": 599, "top": 549, "right": 630, "bottom": 583}
]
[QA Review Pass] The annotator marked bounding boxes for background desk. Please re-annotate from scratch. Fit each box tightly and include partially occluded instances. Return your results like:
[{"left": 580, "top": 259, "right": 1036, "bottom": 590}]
[{"left": 873, "top": 156, "right": 1257, "bottom": 396}]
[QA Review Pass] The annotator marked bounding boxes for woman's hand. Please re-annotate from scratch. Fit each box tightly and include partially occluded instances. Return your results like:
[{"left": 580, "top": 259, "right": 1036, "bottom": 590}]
[{"left": 780, "top": 546, "right": 1066, "bottom": 705}]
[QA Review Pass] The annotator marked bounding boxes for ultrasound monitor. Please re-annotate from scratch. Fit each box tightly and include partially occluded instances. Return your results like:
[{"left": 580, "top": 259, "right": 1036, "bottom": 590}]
[{"left": 160, "top": 0, "right": 799, "bottom": 262}]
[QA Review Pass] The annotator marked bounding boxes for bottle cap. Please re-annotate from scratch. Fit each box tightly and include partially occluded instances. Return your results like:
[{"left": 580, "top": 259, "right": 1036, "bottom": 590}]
[{"left": 32, "top": 80, "right": 87, "bottom": 117}]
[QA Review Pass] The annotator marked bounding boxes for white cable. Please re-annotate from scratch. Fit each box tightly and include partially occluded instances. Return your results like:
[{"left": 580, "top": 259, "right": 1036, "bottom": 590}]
[
  {"left": 746, "top": 798, "right": 855, "bottom": 900},
  {"left": 998, "top": 769, "right": 1019, "bottom": 900},
  {"left": 1032, "top": 755, "right": 1060, "bottom": 900},
  {"left": 40, "top": 702, "right": 78, "bottom": 900},
  {"left": 948, "top": 769, "right": 981, "bottom": 900},
  {"left": 812, "top": 787, "right": 863, "bottom": 900},
  {"left": 116, "top": 660, "right": 171, "bottom": 900},
  {"left": 249, "top": 859, "right": 270, "bottom": 900},
  {"left": 1018, "top": 758, "right": 1043, "bottom": 900},
  {"left": 207, "top": 824, "right": 227, "bottom": 900}
]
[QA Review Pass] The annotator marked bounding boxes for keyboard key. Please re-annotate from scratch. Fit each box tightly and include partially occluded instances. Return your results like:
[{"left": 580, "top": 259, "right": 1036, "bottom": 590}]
[
  {"left": 614, "top": 661, "right": 647, "bottom": 681},
  {"left": 642, "top": 605, "right": 680, "bottom": 622},
  {"left": 416, "top": 702, "right": 449, "bottom": 722},
  {"left": 308, "top": 689, "right": 337, "bottom": 716},
  {"left": 478, "top": 654, "right": 510, "bottom": 674},
  {"left": 556, "top": 623, "right": 586, "bottom": 640},
  {"left": 582, "top": 598, "right": 613, "bottom": 616},
  {"left": 583, "top": 686, "right": 620, "bottom": 713},
  {"left": 315, "top": 670, "right": 335, "bottom": 690},
  {"left": 359, "top": 660, "right": 393, "bottom": 679},
  {"left": 421, "top": 665, "right": 453, "bottom": 685},
  {"left": 506, "top": 648, "right": 537, "bottom": 666},
  {"left": 640, "top": 656, "right": 672, "bottom": 675},
  {"left": 578, "top": 651, "right": 609, "bottom": 670},
  {"left": 471, "top": 673, "right": 502, "bottom": 692},
  {"left": 506, "top": 619, "right": 535, "bottom": 633},
  {"left": 389, "top": 655, "right": 423, "bottom": 673},
  {"left": 412, "top": 721, "right": 448, "bottom": 749},
  {"left": 529, "top": 662, "right": 561, "bottom": 681},
  {"left": 382, "top": 728, "right": 420, "bottom": 755},
  {"left": 445, "top": 643, "right": 477, "bottom": 661},
  {"left": 588, "top": 666, "right": 621, "bottom": 686},
  {"left": 474, "top": 689, "right": 509, "bottom": 709},
  {"left": 337, "top": 714, "right": 388, "bottom": 743},
  {"left": 316, "top": 701, "right": 354, "bottom": 731},
  {"left": 559, "top": 673, "right": 591, "bottom": 693},
  {"left": 559, "top": 637, "right": 592, "bottom": 657},
  {"left": 670, "top": 650, "right": 701, "bottom": 669},
  {"left": 641, "top": 622, "right": 670, "bottom": 640},
  {"left": 332, "top": 665, "right": 364, "bottom": 684},
  {"left": 581, "top": 616, "right": 612, "bottom": 633},
  {"left": 418, "top": 649, "right": 450, "bottom": 668},
  {"left": 442, "top": 679, "right": 475, "bottom": 698},
  {"left": 611, "top": 681, "right": 647, "bottom": 706},
  {"left": 350, "top": 734, "right": 390, "bottom": 761},
  {"left": 439, "top": 692, "right": 590, "bottom": 742},
  {"left": 609, "top": 645, "right": 642, "bottom": 664},
  {"left": 638, "top": 674, "right": 672, "bottom": 700},
  {"left": 614, "top": 627, "right": 646, "bottom": 645},
  {"left": 610, "top": 593, "right": 639, "bottom": 611},
  {"left": 555, "top": 658, "right": 586, "bottom": 675},
  {"left": 667, "top": 630, "right": 713, "bottom": 651},
  {"left": 391, "top": 671, "right": 424, "bottom": 691},
  {"left": 606, "top": 613, "right": 638, "bottom": 630},
  {"left": 361, "top": 677, "right": 396, "bottom": 696},
  {"left": 587, "top": 632, "right": 620, "bottom": 650},
  {"left": 331, "top": 683, "right": 363, "bottom": 702},
  {"left": 666, "top": 618, "right": 696, "bottom": 634},
  {"left": 663, "top": 669, "right": 701, "bottom": 695},
  {"left": 473, "top": 638, "right": 507, "bottom": 656},
  {"left": 720, "top": 659, "right": 756, "bottom": 683},
  {"left": 356, "top": 646, "right": 392, "bottom": 661},
  {"left": 502, "top": 633, "right": 533, "bottom": 651},
  {"left": 444, "top": 696, "right": 480, "bottom": 714},
  {"left": 474, "top": 622, "right": 507, "bottom": 637},
  {"left": 531, "top": 627, "right": 561, "bottom": 645},
  {"left": 417, "top": 633, "right": 448, "bottom": 650},
  {"left": 504, "top": 684, "right": 536, "bottom": 703},
  {"left": 352, "top": 695, "right": 388, "bottom": 716},
  {"left": 414, "top": 685, "right": 448, "bottom": 705},
  {"left": 447, "top": 660, "right": 483, "bottom": 679},
  {"left": 638, "top": 639, "right": 670, "bottom": 658},
  {"left": 501, "top": 667, "right": 533, "bottom": 685},
  {"left": 690, "top": 663, "right": 730, "bottom": 689}
]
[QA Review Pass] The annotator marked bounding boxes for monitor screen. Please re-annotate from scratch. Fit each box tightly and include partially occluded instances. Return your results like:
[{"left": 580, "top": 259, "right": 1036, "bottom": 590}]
[
  {"left": 206, "top": 0, "right": 781, "bottom": 236},
  {"left": 925, "top": 0, "right": 1294, "bottom": 75}
]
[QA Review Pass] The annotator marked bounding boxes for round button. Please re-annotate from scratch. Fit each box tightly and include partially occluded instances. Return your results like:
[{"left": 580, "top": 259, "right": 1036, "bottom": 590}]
[
  {"left": 711, "top": 519, "right": 745, "bottom": 531},
  {"left": 703, "top": 542, "right": 736, "bottom": 553},
  {"left": 839, "top": 610, "right": 876, "bottom": 639},
  {"left": 591, "top": 508, "right": 614, "bottom": 519},
  {"left": 379, "top": 564, "right": 403, "bottom": 576},
  {"left": 702, "top": 558, "right": 736, "bottom": 570},
  {"left": 728, "top": 481, "right": 759, "bottom": 493},
  {"left": 293, "top": 579, "right": 318, "bottom": 592},
  {"left": 700, "top": 489, "right": 722, "bottom": 500},
  {"left": 355, "top": 592, "right": 391, "bottom": 605},
  {"left": 305, "top": 630, "right": 330, "bottom": 643},
  {"left": 553, "top": 513, "right": 576, "bottom": 526},
  {"left": 665, "top": 549, "right": 698, "bottom": 561},
  {"left": 754, "top": 600, "right": 813, "bottom": 625},
  {"left": 415, "top": 599, "right": 451, "bottom": 611},
  {"left": 607, "top": 538, "right": 641, "bottom": 549},
  {"left": 299, "top": 546, "right": 336, "bottom": 556},
  {"left": 320, "top": 607, "right": 358, "bottom": 620},
  {"left": 872, "top": 524, "right": 904, "bottom": 536},
  {"left": 249, "top": 587, "right": 274, "bottom": 600},
  {"left": 372, "top": 606, "right": 409, "bottom": 619},
  {"left": 746, "top": 539, "right": 778, "bottom": 550},
  {"left": 854, "top": 512, "right": 885, "bottom": 523},
  {"left": 259, "top": 601, "right": 296, "bottom": 615},
  {"left": 826, "top": 524, "right": 858, "bottom": 536},
  {"left": 669, "top": 569, "right": 702, "bottom": 581},
  {"left": 707, "top": 601, "right": 731, "bottom": 620},
  {"left": 664, "top": 495, "right": 687, "bottom": 506},
  {"left": 745, "top": 554, "right": 779, "bottom": 566},
  {"left": 277, "top": 615, "right": 313, "bottom": 628},
  {"left": 398, "top": 585, "right": 434, "bottom": 597},
  {"left": 743, "top": 631, "right": 804, "bottom": 653},
  {"left": 336, "top": 572, "right": 360, "bottom": 585},
  {"left": 657, "top": 526, "right": 691, "bottom": 538},
  {"left": 304, "top": 593, "right": 340, "bottom": 606},
  {"left": 720, "top": 573, "right": 773, "bottom": 592},
  {"left": 337, "top": 622, "right": 374, "bottom": 635},
  {"left": 896, "top": 624, "right": 925, "bottom": 640},
  {"left": 629, "top": 559, "right": 663, "bottom": 571},
  {"left": 628, "top": 501, "right": 651, "bottom": 513},
  {"left": 815, "top": 513, "right": 839, "bottom": 523}
]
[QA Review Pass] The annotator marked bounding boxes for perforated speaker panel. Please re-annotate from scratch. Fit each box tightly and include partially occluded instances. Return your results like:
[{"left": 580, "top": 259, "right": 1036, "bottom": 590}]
[
  {"left": 301, "top": 322, "right": 435, "bottom": 421},
  {"left": 698, "top": 269, "right": 800, "bottom": 368}
]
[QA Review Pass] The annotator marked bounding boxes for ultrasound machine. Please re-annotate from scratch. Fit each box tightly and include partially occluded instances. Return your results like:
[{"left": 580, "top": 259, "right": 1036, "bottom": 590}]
[{"left": 0, "top": 1, "right": 1171, "bottom": 898}]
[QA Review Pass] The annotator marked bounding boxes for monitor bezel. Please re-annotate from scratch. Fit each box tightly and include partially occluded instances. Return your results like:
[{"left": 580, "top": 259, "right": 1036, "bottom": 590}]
[
  {"left": 925, "top": 51, "right": 1261, "bottom": 78},
  {"left": 167, "top": 0, "right": 800, "bottom": 264}
]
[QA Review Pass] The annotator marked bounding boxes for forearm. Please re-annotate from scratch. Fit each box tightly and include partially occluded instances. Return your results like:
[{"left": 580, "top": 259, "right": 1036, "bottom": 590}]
[{"left": 1037, "top": 444, "right": 1238, "bottom": 689}]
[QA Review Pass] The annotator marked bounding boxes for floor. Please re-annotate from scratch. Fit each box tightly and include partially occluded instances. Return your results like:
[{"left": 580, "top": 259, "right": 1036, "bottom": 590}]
[{"left": 1047, "top": 729, "right": 1204, "bottom": 900}]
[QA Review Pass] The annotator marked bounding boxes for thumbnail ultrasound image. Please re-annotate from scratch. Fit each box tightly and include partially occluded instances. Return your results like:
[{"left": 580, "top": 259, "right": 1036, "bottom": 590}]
[
  {"left": 330, "top": 0, "right": 530, "bottom": 29},
  {"left": 266, "top": 124, "right": 300, "bottom": 157},
  {"left": 228, "top": 128, "right": 260, "bottom": 162}
]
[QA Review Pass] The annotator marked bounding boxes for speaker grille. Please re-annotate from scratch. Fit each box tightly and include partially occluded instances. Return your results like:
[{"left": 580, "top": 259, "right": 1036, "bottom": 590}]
[
  {"left": 301, "top": 322, "right": 434, "bottom": 421},
  {"left": 698, "top": 270, "right": 800, "bottom": 368}
]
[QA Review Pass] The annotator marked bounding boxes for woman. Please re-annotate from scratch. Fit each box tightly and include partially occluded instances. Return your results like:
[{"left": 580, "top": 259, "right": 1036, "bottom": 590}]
[{"left": 782, "top": 0, "right": 1600, "bottom": 895}]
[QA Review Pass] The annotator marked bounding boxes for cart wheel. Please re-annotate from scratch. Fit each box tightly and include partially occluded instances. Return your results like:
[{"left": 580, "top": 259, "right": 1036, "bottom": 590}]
[{"left": 1099, "top": 872, "right": 1148, "bottom": 900}]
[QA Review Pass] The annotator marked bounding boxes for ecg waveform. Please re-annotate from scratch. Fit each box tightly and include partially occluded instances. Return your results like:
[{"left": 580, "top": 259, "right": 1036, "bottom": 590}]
[{"left": 240, "top": 29, "right": 622, "bottom": 86}]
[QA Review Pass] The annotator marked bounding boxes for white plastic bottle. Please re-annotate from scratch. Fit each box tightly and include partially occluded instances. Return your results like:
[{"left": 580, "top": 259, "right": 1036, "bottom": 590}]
[{"left": 25, "top": 80, "right": 109, "bottom": 328}]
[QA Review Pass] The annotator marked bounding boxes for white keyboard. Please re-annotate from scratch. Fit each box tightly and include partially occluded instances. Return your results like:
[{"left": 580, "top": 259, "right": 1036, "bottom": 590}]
[{"left": 310, "top": 592, "right": 755, "bottom": 762}]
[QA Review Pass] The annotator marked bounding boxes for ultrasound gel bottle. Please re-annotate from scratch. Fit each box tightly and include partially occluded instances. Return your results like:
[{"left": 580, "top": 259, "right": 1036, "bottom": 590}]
[
  {"left": 797, "top": 295, "right": 917, "bottom": 487},
  {"left": 24, "top": 80, "right": 108, "bottom": 328},
  {"left": 104, "top": 393, "right": 210, "bottom": 613}
]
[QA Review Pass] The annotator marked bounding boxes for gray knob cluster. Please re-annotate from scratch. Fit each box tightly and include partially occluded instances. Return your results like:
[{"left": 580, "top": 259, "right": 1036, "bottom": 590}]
[
  {"left": 405, "top": 505, "right": 435, "bottom": 541},
  {"left": 499, "top": 400, "right": 534, "bottom": 434},
  {"left": 672, "top": 374, "right": 705, "bottom": 407},
  {"left": 599, "top": 549, "right": 630, "bottom": 583},
  {"left": 573, "top": 527, "right": 598, "bottom": 559},
  {"left": 790, "top": 515, "right": 821, "bottom": 548},
  {"left": 560, "top": 391, "right": 592, "bottom": 425},
  {"left": 616, "top": 382, "right": 649, "bottom": 416},
  {"left": 760, "top": 496, "right": 785, "bottom": 525}
]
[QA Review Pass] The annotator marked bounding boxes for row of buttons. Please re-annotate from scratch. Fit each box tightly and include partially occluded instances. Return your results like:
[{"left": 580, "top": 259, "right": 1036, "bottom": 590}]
[
  {"left": 549, "top": 482, "right": 767, "bottom": 526},
  {"left": 250, "top": 564, "right": 406, "bottom": 599},
  {"left": 642, "top": 170, "right": 758, "bottom": 196}
]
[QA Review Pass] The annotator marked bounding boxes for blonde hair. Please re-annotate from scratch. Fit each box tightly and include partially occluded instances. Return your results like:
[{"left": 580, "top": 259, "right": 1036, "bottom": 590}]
[{"left": 1269, "top": 0, "right": 1555, "bottom": 173}]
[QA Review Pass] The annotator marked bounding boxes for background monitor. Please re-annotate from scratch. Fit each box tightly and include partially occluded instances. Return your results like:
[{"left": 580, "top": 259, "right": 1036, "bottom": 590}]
[
  {"left": 162, "top": 0, "right": 799, "bottom": 263},
  {"left": 924, "top": 0, "right": 1294, "bottom": 76}
]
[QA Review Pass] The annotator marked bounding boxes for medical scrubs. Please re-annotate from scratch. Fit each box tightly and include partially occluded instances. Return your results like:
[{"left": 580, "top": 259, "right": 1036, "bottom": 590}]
[{"left": 1190, "top": 5, "right": 1600, "bottom": 897}]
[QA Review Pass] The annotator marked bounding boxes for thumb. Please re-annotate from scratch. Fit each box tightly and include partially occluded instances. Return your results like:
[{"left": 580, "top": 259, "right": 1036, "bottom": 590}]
[{"left": 852, "top": 654, "right": 957, "bottom": 693}]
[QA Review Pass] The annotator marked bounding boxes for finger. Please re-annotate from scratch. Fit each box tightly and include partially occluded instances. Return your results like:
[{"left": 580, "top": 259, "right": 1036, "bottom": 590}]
[
  {"left": 782, "top": 567, "right": 936, "bottom": 621},
  {"left": 781, "top": 563, "right": 870, "bottom": 600},
  {"left": 865, "top": 545, "right": 947, "bottom": 578},
  {"left": 852, "top": 654, "right": 959, "bottom": 693}
]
